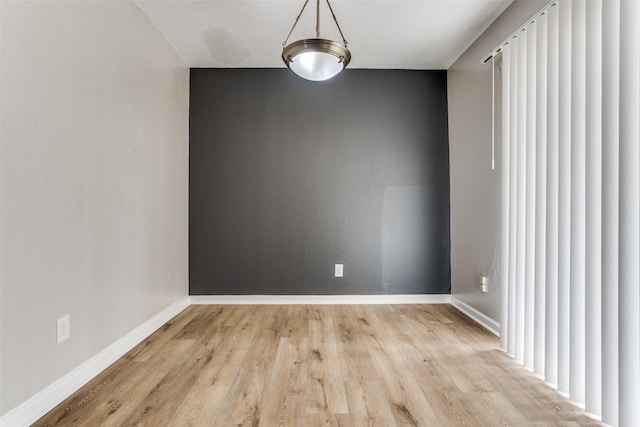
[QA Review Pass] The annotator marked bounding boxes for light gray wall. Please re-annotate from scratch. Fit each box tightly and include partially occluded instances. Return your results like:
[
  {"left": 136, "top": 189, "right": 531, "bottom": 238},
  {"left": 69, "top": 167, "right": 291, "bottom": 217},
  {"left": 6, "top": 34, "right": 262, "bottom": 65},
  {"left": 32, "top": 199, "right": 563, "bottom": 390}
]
[
  {"left": 0, "top": 1, "right": 189, "bottom": 415},
  {"left": 447, "top": 0, "right": 546, "bottom": 321}
]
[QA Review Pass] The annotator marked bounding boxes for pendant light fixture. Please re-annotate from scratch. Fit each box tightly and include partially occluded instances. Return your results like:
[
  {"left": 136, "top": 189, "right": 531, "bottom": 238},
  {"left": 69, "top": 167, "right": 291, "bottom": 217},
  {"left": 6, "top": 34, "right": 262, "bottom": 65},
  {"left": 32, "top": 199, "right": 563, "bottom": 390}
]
[{"left": 282, "top": 0, "right": 351, "bottom": 81}]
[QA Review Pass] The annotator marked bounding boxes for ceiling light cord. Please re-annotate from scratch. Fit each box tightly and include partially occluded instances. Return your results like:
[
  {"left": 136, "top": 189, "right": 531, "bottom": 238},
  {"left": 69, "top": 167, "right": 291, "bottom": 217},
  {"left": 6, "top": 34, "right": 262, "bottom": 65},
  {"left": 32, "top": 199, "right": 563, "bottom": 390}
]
[
  {"left": 283, "top": 0, "right": 310, "bottom": 47},
  {"left": 316, "top": 0, "right": 320, "bottom": 38},
  {"left": 326, "top": 0, "right": 348, "bottom": 46},
  {"left": 283, "top": 0, "right": 347, "bottom": 47}
]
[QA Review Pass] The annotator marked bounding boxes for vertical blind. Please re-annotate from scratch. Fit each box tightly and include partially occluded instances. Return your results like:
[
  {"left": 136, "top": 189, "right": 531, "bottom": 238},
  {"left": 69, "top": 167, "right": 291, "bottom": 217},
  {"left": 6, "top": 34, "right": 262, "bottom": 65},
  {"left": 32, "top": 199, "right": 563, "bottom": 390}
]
[{"left": 497, "top": 0, "right": 640, "bottom": 425}]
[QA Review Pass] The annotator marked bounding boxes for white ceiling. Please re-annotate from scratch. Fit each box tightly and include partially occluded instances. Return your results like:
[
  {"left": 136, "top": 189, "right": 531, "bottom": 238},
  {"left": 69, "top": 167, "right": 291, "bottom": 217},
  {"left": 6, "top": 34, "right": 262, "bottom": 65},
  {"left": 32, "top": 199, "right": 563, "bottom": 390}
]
[{"left": 136, "top": 0, "right": 512, "bottom": 69}]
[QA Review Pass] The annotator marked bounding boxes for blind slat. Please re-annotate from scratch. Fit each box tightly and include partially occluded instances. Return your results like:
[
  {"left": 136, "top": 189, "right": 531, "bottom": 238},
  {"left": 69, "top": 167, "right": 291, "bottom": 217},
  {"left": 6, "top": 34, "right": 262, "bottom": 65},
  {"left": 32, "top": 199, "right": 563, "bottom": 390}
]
[
  {"left": 584, "top": 0, "right": 603, "bottom": 417},
  {"left": 601, "top": 0, "right": 620, "bottom": 423},
  {"left": 507, "top": 36, "right": 519, "bottom": 358},
  {"left": 618, "top": 0, "right": 640, "bottom": 423},
  {"left": 534, "top": 12, "right": 548, "bottom": 377},
  {"left": 516, "top": 31, "right": 528, "bottom": 364},
  {"left": 525, "top": 22, "right": 538, "bottom": 371},
  {"left": 569, "top": 0, "right": 586, "bottom": 406},
  {"left": 544, "top": 2, "right": 560, "bottom": 388},
  {"left": 557, "top": 0, "right": 572, "bottom": 396},
  {"left": 501, "top": 46, "right": 511, "bottom": 352}
]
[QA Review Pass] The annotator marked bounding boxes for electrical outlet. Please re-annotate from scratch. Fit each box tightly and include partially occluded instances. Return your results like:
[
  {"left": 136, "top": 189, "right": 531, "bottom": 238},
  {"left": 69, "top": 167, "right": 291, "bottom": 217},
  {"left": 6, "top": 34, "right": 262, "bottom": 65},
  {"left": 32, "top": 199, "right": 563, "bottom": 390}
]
[
  {"left": 335, "top": 263, "right": 344, "bottom": 278},
  {"left": 480, "top": 276, "right": 488, "bottom": 293},
  {"left": 57, "top": 315, "right": 70, "bottom": 344}
]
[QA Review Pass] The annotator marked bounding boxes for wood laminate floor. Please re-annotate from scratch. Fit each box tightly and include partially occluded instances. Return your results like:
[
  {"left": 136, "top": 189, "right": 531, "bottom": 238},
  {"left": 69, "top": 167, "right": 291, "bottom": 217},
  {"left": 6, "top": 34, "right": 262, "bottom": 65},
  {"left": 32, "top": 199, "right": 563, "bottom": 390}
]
[{"left": 34, "top": 304, "right": 602, "bottom": 426}]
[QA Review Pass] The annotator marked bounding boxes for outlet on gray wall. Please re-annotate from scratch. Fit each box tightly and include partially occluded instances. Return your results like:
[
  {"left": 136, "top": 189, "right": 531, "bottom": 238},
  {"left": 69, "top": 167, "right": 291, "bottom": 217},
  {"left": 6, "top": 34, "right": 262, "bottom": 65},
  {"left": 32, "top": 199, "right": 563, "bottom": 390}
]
[{"left": 189, "top": 69, "right": 451, "bottom": 295}]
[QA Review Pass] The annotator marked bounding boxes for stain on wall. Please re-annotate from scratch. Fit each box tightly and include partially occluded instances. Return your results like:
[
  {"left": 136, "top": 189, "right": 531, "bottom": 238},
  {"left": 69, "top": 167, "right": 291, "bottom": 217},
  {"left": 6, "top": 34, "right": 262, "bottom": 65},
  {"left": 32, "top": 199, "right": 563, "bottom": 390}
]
[{"left": 189, "top": 68, "right": 450, "bottom": 295}]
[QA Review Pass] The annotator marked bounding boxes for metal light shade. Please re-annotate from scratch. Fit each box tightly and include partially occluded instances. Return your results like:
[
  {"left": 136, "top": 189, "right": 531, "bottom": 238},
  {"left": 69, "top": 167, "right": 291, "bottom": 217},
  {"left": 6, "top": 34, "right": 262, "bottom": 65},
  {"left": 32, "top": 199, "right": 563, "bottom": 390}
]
[
  {"left": 282, "top": 0, "right": 351, "bottom": 81},
  {"left": 282, "top": 39, "right": 351, "bottom": 81}
]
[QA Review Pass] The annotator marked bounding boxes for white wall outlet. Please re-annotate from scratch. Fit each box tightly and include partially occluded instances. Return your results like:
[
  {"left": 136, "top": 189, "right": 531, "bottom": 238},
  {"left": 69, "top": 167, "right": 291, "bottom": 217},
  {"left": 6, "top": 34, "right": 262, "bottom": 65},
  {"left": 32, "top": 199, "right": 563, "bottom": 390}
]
[
  {"left": 480, "top": 276, "right": 488, "bottom": 293},
  {"left": 57, "top": 315, "right": 70, "bottom": 344},
  {"left": 335, "top": 263, "right": 344, "bottom": 278}
]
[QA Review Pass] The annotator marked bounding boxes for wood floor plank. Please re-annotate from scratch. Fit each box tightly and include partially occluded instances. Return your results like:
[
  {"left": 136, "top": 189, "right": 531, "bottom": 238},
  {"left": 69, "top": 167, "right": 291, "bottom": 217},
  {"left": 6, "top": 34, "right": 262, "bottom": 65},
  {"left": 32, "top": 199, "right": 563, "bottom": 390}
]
[
  {"left": 343, "top": 380, "right": 398, "bottom": 427},
  {"left": 307, "top": 310, "right": 349, "bottom": 414},
  {"left": 398, "top": 344, "right": 483, "bottom": 426},
  {"left": 305, "top": 413, "right": 353, "bottom": 427},
  {"left": 451, "top": 391, "right": 535, "bottom": 426},
  {"left": 167, "top": 385, "right": 229, "bottom": 426},
  {"left": 82, "top": 338, "right": 199, "bottom": 427},
  {"left": 173, "top": 305, "right": 226, "bottom": 340},
  {"left": 125, "top": 305, "right": 204, "bottom": 362},
  {"left": 119, "top": 333, "right": 223, "bottom": 425},
  {"left": 213, "top": 365, "right": 266, "bottom": 427},
  {"left": 33, "top": 304, "right": 603, "bottom": 427},
  {"left": 333, "top": 305, "right": 379, "bottom": 383},
  {"left": 258, "top": 336, "right": 308, "bottom": 426},
  {"left": 368, "top": 347, "right": 441, "bottom": 426},
  {"left": 195, "top": 307, "right": 267, "bottom": 387},
  {"left": 533, "top": 422, "right": 583, "bottom": 427}
]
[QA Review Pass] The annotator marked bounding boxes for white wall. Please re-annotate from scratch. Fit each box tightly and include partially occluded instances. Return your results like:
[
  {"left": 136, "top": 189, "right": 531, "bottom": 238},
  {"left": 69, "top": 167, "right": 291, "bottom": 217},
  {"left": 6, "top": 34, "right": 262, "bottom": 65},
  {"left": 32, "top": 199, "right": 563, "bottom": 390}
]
[
  {"left": 448, "top": 0, "right": 546, "bottom": 321},
  {"left": 0, "top": 0, "right": 189, "bottom": 415}
]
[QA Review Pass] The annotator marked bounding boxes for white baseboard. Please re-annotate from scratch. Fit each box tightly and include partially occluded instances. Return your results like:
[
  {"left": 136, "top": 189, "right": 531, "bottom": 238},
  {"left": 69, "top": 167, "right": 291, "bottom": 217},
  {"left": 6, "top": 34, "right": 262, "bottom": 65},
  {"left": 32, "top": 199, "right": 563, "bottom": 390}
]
[
  {"left": 0, "top": 296, "right": 190, "bottom": 427},
  {"left": 568, "top": 399, "right": 586, "bottom": 410},
  {"left": 584, "top": 411, "right": 603, "bottom": 422},
  {"left": 189, "top": 294, "right": 451, "bottom": 305},
  {"left": 450, "top": 296, "right": 500, "bottom": 337}
]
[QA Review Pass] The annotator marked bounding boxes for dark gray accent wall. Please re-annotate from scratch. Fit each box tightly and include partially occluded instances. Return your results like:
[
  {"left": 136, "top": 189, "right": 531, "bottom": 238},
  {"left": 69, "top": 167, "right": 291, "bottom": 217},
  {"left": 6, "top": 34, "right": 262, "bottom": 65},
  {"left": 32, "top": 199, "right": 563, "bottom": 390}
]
[{"left": 189, "top": 69, "right": 450, "bottom": 295}]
